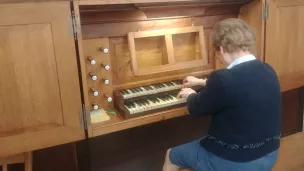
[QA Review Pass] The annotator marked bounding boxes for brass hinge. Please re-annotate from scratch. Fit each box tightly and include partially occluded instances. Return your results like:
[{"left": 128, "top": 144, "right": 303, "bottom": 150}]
[
  {"left": 263, "top": 0, "right": 269, "bottom": 22},
  {"left": 78, "top": 107, "right": 91, "bottom": 130}
]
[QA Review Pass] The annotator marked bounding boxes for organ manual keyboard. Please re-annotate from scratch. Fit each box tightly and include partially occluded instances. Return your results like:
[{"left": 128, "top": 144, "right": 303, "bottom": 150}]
[{"left": 114, "top": 80, "right": 202, "bottom": 118}]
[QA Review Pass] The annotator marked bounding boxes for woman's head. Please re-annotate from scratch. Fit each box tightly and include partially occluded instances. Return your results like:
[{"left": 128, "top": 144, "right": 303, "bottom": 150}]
[{"left": 212, "top": 18, "right": 256, "bottom": 65}]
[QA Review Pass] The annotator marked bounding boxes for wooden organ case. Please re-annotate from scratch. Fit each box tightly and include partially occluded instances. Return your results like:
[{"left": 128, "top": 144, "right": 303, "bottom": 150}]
[
  {"left": 75, "top": 0, "right": 263, "bottom": 138},
  {"left": 1, "top": 0, "right": 304, "bottom": 159}
]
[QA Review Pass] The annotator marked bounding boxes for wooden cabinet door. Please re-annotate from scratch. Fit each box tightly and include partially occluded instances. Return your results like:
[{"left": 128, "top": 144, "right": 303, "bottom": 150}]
[
  {"left": 0, "top": 2, "right": 84, "bottom": 157},
  {"left": 265, "top": 0, "right": 304, "bottom": 91}
]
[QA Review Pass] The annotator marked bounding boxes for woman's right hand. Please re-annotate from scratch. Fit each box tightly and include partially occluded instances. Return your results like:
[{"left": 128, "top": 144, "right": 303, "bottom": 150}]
[{"left": 183, "top": 76, "right": 206, "bottom": 87}]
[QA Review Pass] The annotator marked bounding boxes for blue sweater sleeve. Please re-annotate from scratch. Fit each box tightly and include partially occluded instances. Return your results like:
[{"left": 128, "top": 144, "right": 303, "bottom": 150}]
[{"left": 187, "top": 72, "right": 226, "bottom": 116}]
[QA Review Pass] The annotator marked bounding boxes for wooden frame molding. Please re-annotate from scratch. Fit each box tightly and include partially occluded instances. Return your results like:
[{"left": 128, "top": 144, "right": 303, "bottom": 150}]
[{"left": 128, "top": 26, "right": 208, "bottom": 76}]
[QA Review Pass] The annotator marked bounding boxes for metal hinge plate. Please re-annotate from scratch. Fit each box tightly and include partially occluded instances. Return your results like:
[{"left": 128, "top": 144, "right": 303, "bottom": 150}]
[
  {"left": 78, "top": 107, "right": 91, "bottom": 130},
  {"left": 68, "top": 14, "right": 81, "bottom": 39},
  {"left": 263, "top": 0, "right": 269, "bottom": 22}
]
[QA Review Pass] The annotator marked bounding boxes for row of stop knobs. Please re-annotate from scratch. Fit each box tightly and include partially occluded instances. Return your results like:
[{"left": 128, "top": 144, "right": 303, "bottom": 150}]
[{"left": 88, "top": 48, "right": 112, "bottom": 110}]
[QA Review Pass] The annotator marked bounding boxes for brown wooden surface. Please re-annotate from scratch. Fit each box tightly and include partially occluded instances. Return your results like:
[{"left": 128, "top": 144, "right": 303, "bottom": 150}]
[
  {"left": 127, "top": 26, "right": 208, "bottom": 76},
  {"left": 78, "top": 0, "right": 252, "bottom": 6},
  {"left": 272, "top": 132, "right": 304, "bottom": 171},
  {"left": 0, "top": 2, "right": 84, "bottom": 157},
  {"left": 265, "top": 0, "right": 304, "bottom": 92},
  {"left": 238, "top": 0, "right": 265, "bottom": 60},
  {"left": 81, "top": 16, "right": 239, "bottom": 39},
  {"left": 281, "top": 89, "right": 303, "bottom": 136},
  {"left": 0, "top": 0, "right": 69, "bottom": 4}
]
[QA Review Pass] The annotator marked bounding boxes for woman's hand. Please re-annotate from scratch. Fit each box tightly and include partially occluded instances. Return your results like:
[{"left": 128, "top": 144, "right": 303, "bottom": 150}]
[
  {"left": 177, "top": 88, "right": 196, "bottom": 99},
  {"left": 183, "top": 76, "right": 207, "bottom": 87}
]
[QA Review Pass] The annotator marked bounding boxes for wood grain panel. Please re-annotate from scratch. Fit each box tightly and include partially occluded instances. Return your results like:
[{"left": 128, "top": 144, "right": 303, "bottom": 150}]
[
  {"left": 0, "top": 2, "right": 84, "bottom": 157},
  {"left": 78, "top": 0, "right": 252, "bottom": 6},
  {"left": 110, "top": 31, "right": 213, "bottom": 87},
  {"left": 265, "top": 0, "right": 304, "bottom": 91},
  {"left": 0, "top": 24, "right": 63, "bottom": 137},
  {"left": 238, "top": 0, "right": 264, "bottom": 60},
  {"left": 127, "top": 26, "right": 208, "bottom": 76},
  {"left": 82, "top": 15, "right": 238, "bottom": 39}
]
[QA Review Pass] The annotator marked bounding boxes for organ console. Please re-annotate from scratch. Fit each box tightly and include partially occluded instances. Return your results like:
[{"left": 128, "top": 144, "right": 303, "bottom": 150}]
[
  {"left": 1, "top": 0, "right": 303, "bottom": 159},
  {"left": 79, "top": 1, "right": 222, "bottom": 137}
]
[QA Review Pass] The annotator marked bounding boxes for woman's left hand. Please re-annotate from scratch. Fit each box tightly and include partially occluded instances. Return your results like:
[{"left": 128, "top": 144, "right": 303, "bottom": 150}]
[{"left": 177, "top": 88, "right": 197, "bottom": 98}]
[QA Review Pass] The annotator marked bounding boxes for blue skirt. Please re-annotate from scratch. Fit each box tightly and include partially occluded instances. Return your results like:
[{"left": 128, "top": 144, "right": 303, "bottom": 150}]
[{"left": 169, "top": 138, "right": 278, "bottom": 171}]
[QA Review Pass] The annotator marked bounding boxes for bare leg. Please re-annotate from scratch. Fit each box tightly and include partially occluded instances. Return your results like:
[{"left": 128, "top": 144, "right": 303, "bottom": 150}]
[{"left": 163, "top": 149, "right": 180, "bottom": 171}]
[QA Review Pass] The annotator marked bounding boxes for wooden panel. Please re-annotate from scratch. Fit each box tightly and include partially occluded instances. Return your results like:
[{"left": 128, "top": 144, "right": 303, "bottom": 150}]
[
  {"left": 82, "top": 15, "right": 238, "bottom": 39},
  {"left": 0, "top": 0, "right": 69, "bottom": 4},
  {"left": 110, "top": 32, "right": 213, "bottom": 88},
  {"left": 265, "top": 0, "right": 304, "bottom": 91},
  {"left": 78, "top": 0, "right": 252, "bottom": 6},
  {"left": 238, "top": 0, "right": 264, "bottom": 60},
  {"left": 0, "top": 24, "right": 63, "bottom": 137},
  {"left": 172, "top": 32, "right": 200, "bottom": 62},
  {"left": 91, "top": 107, "right": 189, "bottom": 136},
  {"left": 128, "top": 26, "right": 208, "bottom": 76},
  {"left": 0, "top": 2, "right": 84, "bottom": 157},
  {"left": 281, "top": 89, "right": 303, "bottom": 136}
]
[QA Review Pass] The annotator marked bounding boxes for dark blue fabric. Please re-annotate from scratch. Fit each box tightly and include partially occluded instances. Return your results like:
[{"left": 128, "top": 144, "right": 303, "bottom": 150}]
[
  {"left": 169, "top": 137, "right": 279, "bottom": 171},
  {"left": 187, "top": 60, "right": 282, "bottom": 162}
]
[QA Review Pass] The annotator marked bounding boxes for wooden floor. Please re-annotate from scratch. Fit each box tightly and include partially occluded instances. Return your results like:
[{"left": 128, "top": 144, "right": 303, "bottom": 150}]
[{"left": 272, "top": 132, "right": 304, "bottom": 171}]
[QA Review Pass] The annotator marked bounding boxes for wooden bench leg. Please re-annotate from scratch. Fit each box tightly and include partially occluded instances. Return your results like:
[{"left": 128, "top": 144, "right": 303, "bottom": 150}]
[
  {"left": 3, "top": 164, "right": 8, "bottom": 171},
  {"left": 25, "top": 152, "right": 32, "bottom": 171}
]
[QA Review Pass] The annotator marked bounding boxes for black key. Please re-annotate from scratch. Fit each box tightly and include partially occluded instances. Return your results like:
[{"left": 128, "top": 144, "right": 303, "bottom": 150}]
[
  {"left": 131, "top": 103, "right": 136, "bottom": 108},
  {"left": 140, "top": 100, "right": 146, "bottom": 105},
  {"left": 121, "top": 90, "right": 126, "bottom": 95},
  {"left": 134, "top": 88, "right": 140, "bottom": 92},
  {"left": 126, "top": 103, "right": 132, "bottom": 109},
  {"left": 144, "top": 99, "right": 150, "bottom": 105},
  {"left": 130, "top": 89, "right": 136, "bottom": 93},
  {"left": 125, "top": 104, "right": 131, "bottom": 109},
  {"left": 169, "top": 82, "right": 175, "bottom": 86},
  {"left": 151, "top": 98, "right": 156, "bottom": 103},
  {"left": 168, "top": 95, "right": 173, "bottom": 100},
  {"left": 143, "top": 86, "right": 149, "bottom": 90},
  {"left": 136, "top": 101, "right": 142, "bottom": 107},
  {"left": 125, "top": 89, "right": 131, "bottom": 94}
]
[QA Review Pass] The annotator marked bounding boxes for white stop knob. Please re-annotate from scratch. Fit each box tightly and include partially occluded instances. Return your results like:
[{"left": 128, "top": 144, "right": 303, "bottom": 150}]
[
  {"left": 93, "top": 91, "right": 99, "bottom": 96},
  {"left": 93, "top": 104, "right": 99, "bottom": 110},
  {"left": 104, "top": 79, "right": 110, "bottom": 85},
  {"left": 103, "top": 48, "right": 109, "bottom": 54},
  {"left": 92, "top": 75, "right": 98, "bottom": 81},
  {"left": 104, "top": 65, "right": 110, "bottom": 70},
  {"left": 90, "top": 60, "right": 96, "bottom": 65},
  {"left": 107, "top": 97, "right": 113, "bottom": 102}
]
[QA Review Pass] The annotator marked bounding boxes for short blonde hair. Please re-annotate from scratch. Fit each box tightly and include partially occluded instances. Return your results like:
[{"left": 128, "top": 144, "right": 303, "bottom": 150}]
[{"left": 212, "top": 18, "right": 256, "bottom": 53}]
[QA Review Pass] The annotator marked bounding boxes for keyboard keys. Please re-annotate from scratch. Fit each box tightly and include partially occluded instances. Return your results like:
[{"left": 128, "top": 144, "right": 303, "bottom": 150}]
[{"left": 120, "top": 79, "right": 186, "bottom": 99}]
